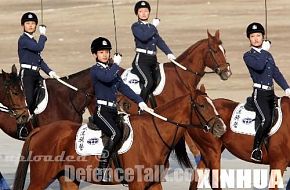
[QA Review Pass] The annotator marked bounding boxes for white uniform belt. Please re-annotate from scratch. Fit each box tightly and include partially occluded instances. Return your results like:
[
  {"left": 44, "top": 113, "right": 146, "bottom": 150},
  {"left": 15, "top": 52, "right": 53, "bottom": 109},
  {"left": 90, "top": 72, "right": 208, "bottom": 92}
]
[
  {"left": 136, "top": 48, "right": 156, "bottom": 55},
  {"left": 21, "top": 64, "right": 40, "bottom": 71},
  {"left": 97, "top": 100, "right": 116, "bottom": 107},
  {"left": 253, "top": 83, "right": 274, "bottom": 90}
]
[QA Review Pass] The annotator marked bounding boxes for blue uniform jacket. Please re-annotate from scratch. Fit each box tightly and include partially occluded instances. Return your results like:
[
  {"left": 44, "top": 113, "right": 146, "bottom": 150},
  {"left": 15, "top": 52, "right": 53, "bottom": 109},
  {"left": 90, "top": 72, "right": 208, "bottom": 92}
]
[
  {"left": 131, "top": 21, "right": 172, "bottom": 55},
  {"left": 243, "top": 48, "right": 289, "bottom": 90},
  {"left": 18, "top": 33, "right": 52, "bottom": 74},
  {"left": 90, "top": 62, "right": 143, "bottom": 104}
]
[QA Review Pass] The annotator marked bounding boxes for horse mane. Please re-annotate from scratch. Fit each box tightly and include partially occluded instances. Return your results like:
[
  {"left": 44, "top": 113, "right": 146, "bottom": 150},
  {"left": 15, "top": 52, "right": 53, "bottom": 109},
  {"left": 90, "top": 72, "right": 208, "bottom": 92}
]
[
  {"left": 153, "top": 93, "right": 191, "bottom": 114},
  {"left": 177, "top": 39, "right": 207, "bottom": 61},
  {"left": 61, "top": 67, "right": 91, "bottom": 80},
  {"left": 177, "top": 34, "right": 223, "bottom": 62}
]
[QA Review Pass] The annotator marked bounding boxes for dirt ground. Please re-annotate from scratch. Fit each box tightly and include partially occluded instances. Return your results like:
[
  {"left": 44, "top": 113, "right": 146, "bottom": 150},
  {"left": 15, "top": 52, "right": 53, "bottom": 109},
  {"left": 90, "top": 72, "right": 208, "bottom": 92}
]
[{"left": 0, "top": 0, "right": 289, "bottom": 189}]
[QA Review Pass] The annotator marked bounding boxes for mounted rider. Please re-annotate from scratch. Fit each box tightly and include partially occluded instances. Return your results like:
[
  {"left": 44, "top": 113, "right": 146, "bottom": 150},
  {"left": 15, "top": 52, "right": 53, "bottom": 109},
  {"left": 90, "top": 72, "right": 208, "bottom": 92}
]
[
  {"left": 243, "top": 22, "right": 290, "bottom": 162},
  {"left": 17, "top": 12, "right": 60, "bottom": 138},
  {"left": 131, "top": 1, "right": 176, "bottom": 104},
  {"left": 90, "top": 37, "right": 151, "bottom": 181}
]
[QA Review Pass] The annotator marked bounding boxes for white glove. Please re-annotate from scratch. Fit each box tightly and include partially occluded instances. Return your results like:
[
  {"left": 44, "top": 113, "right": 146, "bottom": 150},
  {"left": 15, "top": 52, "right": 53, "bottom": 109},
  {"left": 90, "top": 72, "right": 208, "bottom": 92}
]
[
  {"left": 285, "top": 88, "right": 290, "bottom": 97},
  {"left": 113, "top": 53, "right": 122, "bottom": 66},
  {"left": 138, "top": 102, "right": 154, "bottom": 112},
  {"left": 167, "top": 53, "right": 176, "bottom": 60},
  {"left": 152, "top": 18, "right": 160, "bottom": 27},
  {"left": 39, "top": 25, "right": 46, "bottom": 35},
  {"left": 49, "top": 71, "right": 60, "bottom": 79},
  {"left": 261, "top": 40, "right": 271, "bottom": 51}
]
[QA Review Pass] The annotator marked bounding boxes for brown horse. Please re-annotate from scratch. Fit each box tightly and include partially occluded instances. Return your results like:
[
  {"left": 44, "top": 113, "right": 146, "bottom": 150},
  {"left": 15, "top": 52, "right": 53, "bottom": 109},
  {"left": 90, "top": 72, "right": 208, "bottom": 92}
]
[
  {"left": 0, "top": 67, "right": 94, "bottom": 140},
  {"left": 0, "top": 65, "right": 30, "bottom": 125},
  {"left": 13, "top": 87, "right": 226, "bottom": 190},
  {"left": 90, "top": 30, "right": 232, "bottom": 114},
  {"left": 93, "top": 30, "right": 232, "bottom": 168},
  {"left": 188, "top": 97, "right": 290, "bottom": 190}
]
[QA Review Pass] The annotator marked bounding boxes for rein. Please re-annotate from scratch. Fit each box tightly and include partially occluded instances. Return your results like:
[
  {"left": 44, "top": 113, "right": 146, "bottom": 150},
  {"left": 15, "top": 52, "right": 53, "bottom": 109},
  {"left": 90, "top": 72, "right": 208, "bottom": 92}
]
[{"left": 150, "top": 95, "right": 218, "bottom": 150}]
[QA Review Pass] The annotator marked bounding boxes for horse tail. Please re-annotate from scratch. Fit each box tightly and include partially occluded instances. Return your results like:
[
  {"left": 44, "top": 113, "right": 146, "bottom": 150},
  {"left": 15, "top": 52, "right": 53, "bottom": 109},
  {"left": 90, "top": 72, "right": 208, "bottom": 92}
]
[
  {"left": 174, "top": 137, "right": 193, "bottom": 169},
  {"left": 13, "top": 128, "right": 40, "bottom": 190}
]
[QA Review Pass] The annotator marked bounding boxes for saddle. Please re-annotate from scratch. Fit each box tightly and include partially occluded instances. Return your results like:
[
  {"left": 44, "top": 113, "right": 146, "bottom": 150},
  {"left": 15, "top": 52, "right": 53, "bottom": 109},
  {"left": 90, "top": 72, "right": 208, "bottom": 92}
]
[
  {"left": 230, "top": 97, "right": 282, "bottom": 137},
  {"left": 87, "top": 113, "right": 131, "bottom": 149},
  {"left": 121, "top": 63, "right": 166, "bottom": 96},
  {"left": 244, "top": 96, "right": 279, "bottom": 129}
]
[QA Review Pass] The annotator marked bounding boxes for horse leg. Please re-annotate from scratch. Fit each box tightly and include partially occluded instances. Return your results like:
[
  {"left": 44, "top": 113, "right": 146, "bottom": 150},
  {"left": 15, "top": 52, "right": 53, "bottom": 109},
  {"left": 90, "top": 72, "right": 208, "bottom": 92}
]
[
  {"left": 189, "top": 160, "right": 206, "bottom": 190},
  {"left": 184, "top": 132, "right": 201, "bottom": 165},
  {"left": 58, "top": 175, "right": 80, "bottom": 190},
  {"left": 268, "top": 161, "right": 288, "bottom": 190},
  {"left": 27, "top": 161, "right": 63, "bottom": 190},
  {"left": 189, "top": 156, "right": 222, "bottom": 190}
]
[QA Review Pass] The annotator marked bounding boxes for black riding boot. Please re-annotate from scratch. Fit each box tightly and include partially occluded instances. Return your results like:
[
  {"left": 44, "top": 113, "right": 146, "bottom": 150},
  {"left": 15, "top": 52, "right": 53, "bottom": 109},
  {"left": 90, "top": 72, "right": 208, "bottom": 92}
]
[
  {"left": 96, "top": 140, "right": 115, "bottom": 182},
  {"left": 251, "top": 123, "right": 264, "bottom": 162}
]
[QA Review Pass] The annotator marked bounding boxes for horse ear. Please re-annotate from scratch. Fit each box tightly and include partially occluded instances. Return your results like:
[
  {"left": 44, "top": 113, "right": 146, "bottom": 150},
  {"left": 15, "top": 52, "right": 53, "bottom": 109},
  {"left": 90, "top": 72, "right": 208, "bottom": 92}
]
[
  {"left": 207, "top": 29, "right": 213, "bottom": 39},
  {"left": 2, "top": 69, "right": 7, "bottom": 80},
  {"left": 215, "top": 30, "right": 220, "bottom": 40},
  {"left": 12, "top": 64, "right": 17, "bottom": 75},
  {"left": 200, "top": 84, "right": 206, "bottom": 93}
]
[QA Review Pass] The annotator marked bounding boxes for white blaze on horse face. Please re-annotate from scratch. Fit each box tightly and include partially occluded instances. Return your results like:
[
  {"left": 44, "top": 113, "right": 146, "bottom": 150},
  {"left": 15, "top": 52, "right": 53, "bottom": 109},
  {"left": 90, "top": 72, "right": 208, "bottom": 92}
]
[
  {"left": 218, "top": 45, "right": 225, "bottom": 57},
  {"left": 205, "top": 97, "right": 227, "bottom": 130}
]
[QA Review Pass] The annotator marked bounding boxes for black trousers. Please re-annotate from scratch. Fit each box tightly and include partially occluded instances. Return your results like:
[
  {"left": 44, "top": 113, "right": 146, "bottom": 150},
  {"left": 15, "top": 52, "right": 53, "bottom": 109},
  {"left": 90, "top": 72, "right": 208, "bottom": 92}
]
[
  {"left": 132, "top": 53, "right": 157, "bottom": 103},
  {"left": 252, "top": 88, "right": 275, "bottom": 147},
  {"left": 93, "top": 105, "right": 122, "bottom": 145},
  {"left": 20, "top": 69, "right": 42, "bottom": 113}
]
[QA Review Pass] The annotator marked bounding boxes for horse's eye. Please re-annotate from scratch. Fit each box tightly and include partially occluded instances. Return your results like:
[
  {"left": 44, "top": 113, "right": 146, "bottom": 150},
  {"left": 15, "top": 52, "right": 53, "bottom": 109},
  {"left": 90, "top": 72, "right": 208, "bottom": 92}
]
[
  {"left": 198, "top": 104, "right": 204, "bottom": 108},
  {"left": 13, "top": 92, "right": 19, "bottom": 96}
]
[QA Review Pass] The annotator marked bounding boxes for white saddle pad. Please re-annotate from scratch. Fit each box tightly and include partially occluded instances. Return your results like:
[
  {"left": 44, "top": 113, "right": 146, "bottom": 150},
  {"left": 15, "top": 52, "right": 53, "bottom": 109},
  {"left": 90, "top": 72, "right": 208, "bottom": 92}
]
[
  {"left": 121, "top": 64, "right": 166, "bottom": 96},
  {"left": 75, "top": 114, "right": 133, "bottom": 156},
  {"left": 34, "top": 80, "right": 48, "bottom": 115},
  {"left": 230, "top": 99, "right": 282, "bottom": 136}
]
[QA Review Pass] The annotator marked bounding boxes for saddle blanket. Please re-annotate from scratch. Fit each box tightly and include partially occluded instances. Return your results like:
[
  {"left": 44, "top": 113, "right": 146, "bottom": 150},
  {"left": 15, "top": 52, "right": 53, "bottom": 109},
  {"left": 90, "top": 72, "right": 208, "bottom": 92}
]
[
  {"left": 230, "top": 99, "right": 282, "bottom": 136},
  {"left": 75, "top": 115, "right": 134, "bottom": 156},
  {"left": 121, "top": 64, "right": 166, "bottom": 96}
]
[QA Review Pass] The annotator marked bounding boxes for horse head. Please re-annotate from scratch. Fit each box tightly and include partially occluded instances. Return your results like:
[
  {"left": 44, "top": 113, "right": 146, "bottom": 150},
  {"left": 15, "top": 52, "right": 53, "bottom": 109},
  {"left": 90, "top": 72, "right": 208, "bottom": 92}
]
[
  {"left": 206, "top": 30, "right": 232, "bottom": 80},
  {"left": 191, "top": 84, "right": 226, "bottom": 138},
  {"left": 178, "top": 30, "right": 232, "bottom": 81},
  {"left": 1, "top": 65, "right": 30, "bottom": 125}
]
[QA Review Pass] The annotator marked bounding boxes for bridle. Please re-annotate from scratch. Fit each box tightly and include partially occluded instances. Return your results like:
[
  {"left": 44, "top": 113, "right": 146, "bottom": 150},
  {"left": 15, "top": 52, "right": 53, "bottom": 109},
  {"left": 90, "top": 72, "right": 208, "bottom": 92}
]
[
  {"left": 0, "top": 78, "right": 28, "bottom": 121},
  {"left": 151, "top": 94, "right": 220, "bottom": 151},
  {"left": 205, "top": 41, "right": 230, "bottom": 75},
  {"left": 191, "top": 95, "right": 221, "bottom": 133},
  {"left": 174, "top": 39, "right": 230, "bottom": 79},
  {"left": 174, "top": 40, "right": 230, "bottom": 92}
]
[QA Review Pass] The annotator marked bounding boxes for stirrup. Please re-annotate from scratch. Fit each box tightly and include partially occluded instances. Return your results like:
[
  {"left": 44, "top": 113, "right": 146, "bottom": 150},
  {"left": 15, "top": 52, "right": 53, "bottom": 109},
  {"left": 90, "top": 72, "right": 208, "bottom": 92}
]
[
  {"left": 251, "top": 148, "right": 262, "bottom": 162},
  {"left": 17, "top": 125, "right": 29, "bottom": 140},
  {"left": 96, "top": 167, "right": 111, "bottom": 182},
  {"left": 101, "top": 167, "right": 112, "bottom": 182}
]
